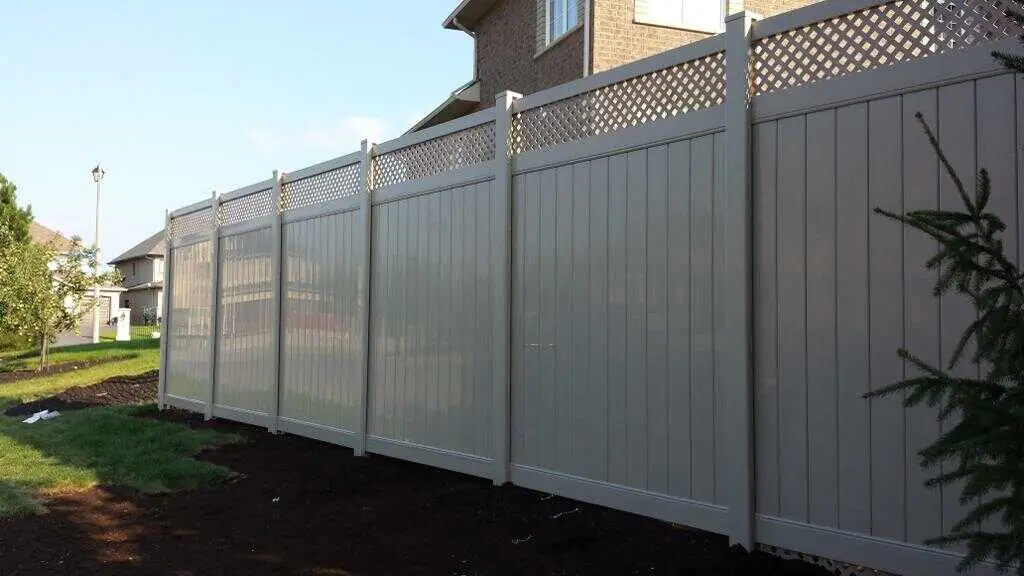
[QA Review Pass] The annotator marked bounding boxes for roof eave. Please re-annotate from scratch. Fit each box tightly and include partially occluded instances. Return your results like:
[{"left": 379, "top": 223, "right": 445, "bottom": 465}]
[{"left": 442, "top": 0, "right": 500, "bottom": 31}]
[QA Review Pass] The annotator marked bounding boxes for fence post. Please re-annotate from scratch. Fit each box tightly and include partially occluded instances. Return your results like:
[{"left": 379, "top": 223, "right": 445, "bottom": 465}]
[
  {"left": 269, "top": 170, "right": 284, "bottom": 433},
  {"left": 158, "top": 209, "right": 173, "bottom": 410},
  {"left": 206, "top": 191, "right": 222, "bottom": 421},
  {"left": 355, "top": 139, "right": 374, "bottom": 457},
  {"left": 492, "top": 90, "right": 522, "bottom": 485},
  {"left": 724, "top": 10, "right": 758, "bottom": 550}
]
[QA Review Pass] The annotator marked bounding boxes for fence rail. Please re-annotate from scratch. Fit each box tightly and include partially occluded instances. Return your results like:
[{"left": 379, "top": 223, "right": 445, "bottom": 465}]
[{"left": 161, "top": 2, "right": 1024, "bottom": 574}]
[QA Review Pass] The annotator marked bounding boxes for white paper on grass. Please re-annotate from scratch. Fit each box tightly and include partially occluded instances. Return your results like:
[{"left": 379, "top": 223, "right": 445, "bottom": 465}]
[{"left": 22, "top": 409, "right": 60, "bottom": 424}]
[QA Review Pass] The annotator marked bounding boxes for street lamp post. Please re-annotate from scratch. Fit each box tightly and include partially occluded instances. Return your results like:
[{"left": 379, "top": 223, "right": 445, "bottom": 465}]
[{"left": 91, "top": 164, "right": 105, "bottom": 343}]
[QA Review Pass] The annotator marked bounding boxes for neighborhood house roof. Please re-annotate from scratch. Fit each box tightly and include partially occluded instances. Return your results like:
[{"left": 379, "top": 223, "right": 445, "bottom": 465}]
[
  {"left": 443, "top": 0, "right": 500, "bottom": 31},
  {"left": 29, "top": 221, "right": 75, "bottom": 253},
  {"left": 109, "top": 229, "right": 165, "bottom": 265}
]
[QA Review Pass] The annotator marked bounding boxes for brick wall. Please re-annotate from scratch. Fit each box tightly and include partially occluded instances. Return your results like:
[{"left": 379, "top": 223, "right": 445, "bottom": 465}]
[
  {"left": 590, "top": 0, "right": 820, "bottom": 74},
  {"left": 591, "top": 0, "right": 708, "bottom": 74},
  {"left": 476, "top": 0, "right": 584, "bottom": 104}
]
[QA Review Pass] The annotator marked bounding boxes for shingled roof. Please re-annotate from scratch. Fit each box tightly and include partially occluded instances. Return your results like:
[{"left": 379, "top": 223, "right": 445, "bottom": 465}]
[
  {"left": 108, "top": 229, "right": 165, "bottom": 265},
  {"left": 28, "top": 221, "right": 75, "bottom": 253}
]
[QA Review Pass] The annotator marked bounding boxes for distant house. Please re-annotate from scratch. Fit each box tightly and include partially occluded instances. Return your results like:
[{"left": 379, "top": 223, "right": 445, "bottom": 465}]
[
  {"left": 108, "top": 229, "right": 165, "bottom": 324},
  {"left": 28, "top": 221, "right": 75, "bottom": 254}
]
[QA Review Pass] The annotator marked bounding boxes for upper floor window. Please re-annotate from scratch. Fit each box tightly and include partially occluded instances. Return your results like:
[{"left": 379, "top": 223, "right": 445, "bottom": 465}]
[
  {"left": 634, "top": 0, "right": 725, "bottom": 34},
  {"left": 545, "top": 0, "right": 580, "bottom": 47}
]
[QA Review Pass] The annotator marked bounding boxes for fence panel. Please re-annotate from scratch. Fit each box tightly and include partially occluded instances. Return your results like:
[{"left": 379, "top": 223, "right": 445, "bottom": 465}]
[
  {"left": 751, "top": 73, "right": 1021, "bottom": 571},
  {"left": 280, "top": 208, "right": 363, "bottom": 438},
  {"left": 165, "top": 240, "right": 213, "bottom": 405},
  {"left": 510, "top": 128, "right": 729, "bottom": 534},
  {"left": 214, "top": 227, "right": 275, "bottom": 422},
  {"left": 368, "top": 178, "right": 497, "bottom": 473}
]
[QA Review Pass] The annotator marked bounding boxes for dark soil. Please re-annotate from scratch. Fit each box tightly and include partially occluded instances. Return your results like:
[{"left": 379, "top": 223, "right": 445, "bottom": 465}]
[
  {"left": 0, "top": 407, "right": 831, "bottom": 576},
  {"left": 0, "top": 356, "right": 126, "bottom": 385},
  {"left": 3, "top": 370, "right": 157, "bottom": 417}
]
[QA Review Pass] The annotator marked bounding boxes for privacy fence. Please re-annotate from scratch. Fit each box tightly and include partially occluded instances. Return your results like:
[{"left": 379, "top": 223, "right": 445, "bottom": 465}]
[{"left": 160, "top": 0, "right": 1024, "bottom": 573}]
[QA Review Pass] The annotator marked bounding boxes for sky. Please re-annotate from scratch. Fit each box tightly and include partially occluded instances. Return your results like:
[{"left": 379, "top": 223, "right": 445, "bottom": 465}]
[{"left": 0, "top": 1, "right": 472, "bottom": 261}]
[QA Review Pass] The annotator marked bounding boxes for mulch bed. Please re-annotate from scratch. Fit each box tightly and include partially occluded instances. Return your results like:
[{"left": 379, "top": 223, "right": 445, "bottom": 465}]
[
  {"left": 0, "top": 404, "right": 831, "bottom": 576},
  {"left": 3, "top": 370, "right": 158, "bottom": 417},
  {"left": 0, "top": 357, "right": 126, "bottom": 386}
]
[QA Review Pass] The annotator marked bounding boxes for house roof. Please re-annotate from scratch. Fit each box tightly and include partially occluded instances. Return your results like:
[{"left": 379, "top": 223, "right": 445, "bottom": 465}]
[
  {"left": 443, "top": 0, "right": 501, "bottom": 31},
  {"left": 109, "top": 229, "right": 165, "bottom": 265},
  {"left": 407, "top": 80, "right": 481, "bottom": 133},
  {"left": 28, "top": 222, "right": 75, "bottom": 253},
  {"left": 125, "top": 281, "right": 163, "bottom": 292}
]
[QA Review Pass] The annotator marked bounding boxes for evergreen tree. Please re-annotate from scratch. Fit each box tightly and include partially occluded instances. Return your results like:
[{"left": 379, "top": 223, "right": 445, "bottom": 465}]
[{"left": 867, "top": 37, "right": 1024, "bottom": 573}]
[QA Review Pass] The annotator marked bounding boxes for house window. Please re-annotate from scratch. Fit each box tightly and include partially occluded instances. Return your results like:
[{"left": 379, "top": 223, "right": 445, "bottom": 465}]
[
  {"left": 132, "top": 262, "right": 137, "bottom": 276},
  {"left": 544, "top": 0, "right": 580, "bottom": 47},
  {"left": 634, "top": 0, "right": 725, "bottom": 34}
]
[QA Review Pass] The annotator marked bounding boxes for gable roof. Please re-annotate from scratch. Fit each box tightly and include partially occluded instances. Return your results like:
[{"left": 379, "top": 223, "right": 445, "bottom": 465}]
[
  {"left": 28, "top": 221, "right": 75, "bottom": 253},
  {"left": 443, "top": 0, "right": 501, "bottom": 31},
  {"left": 108, "top": 229, "right": 165, "bottom": 265}
]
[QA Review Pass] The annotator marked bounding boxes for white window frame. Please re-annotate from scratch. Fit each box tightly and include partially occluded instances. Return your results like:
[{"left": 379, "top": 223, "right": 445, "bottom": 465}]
[
  {"left": 545, "top": 0, "right": 580, "bottom": 47},
  {"left": 634, "top": 0, "right": 727, "bottom": 34}
]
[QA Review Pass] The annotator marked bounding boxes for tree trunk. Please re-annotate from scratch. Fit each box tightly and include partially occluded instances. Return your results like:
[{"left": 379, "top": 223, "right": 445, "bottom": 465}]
[{"left": 38, "top": 335, "right": 49, "bottom": 371}]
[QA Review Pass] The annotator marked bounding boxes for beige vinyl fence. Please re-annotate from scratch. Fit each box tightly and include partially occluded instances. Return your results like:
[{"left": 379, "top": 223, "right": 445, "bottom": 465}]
[{"left": 161, "top": 1, "right": 1023, "bottom": 573}]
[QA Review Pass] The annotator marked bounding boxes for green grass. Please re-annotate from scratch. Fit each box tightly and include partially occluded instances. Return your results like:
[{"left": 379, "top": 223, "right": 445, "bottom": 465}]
[
  {"left": 0, "top": 405, "right": 238, "bottom": 518},
  {"left": 0, "top": 342, "right": 161, "bottom": 410},
  {"left": 0, "top": 338, "right": 160, "bottom": 372},
  {"left": 0, "top": 340, "right": 241, "bottom": 519}
]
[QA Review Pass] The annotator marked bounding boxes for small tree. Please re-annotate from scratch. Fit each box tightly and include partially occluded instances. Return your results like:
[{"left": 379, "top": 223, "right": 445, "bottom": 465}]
[
  {"left": 868, "top": 74, "right": 1024, "bottom": 576},
  {"left": 0, "top": 237, "right": 121, "bottom": 368}
]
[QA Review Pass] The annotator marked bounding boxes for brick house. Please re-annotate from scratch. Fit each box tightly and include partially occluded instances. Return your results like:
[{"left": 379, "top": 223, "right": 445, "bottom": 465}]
[{"left": 411, "top": 0, "right": 813, "bottom": 131}]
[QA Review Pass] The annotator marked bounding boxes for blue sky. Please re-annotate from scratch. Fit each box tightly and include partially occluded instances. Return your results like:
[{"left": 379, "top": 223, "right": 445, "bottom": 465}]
[{"left": 0, "top": 1, "right": 471, "bottom": 260}]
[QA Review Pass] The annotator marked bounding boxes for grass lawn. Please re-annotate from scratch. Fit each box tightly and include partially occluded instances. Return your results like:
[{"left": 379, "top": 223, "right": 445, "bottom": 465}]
[{"left": 0, "top": 341, "right": 239, "bottom": 519}]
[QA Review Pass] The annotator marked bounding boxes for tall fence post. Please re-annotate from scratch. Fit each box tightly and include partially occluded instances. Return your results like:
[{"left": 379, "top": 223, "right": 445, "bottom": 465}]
[
  {"left": 206, "top": 191, "right": 222, "bottom": 421},
  {"left": 158, "top": 209, "right": 173, "bottom": 410},
  {"left": 724, "top": 10, "right": 758, "bottom": 550},
  {"left": 355, "top": 139, "right": 374, "bottom": 457},
  {"left": 269, "top": 170, "right": 284, "bottom": 434},
  {"left": 492, "top": 90, "right": 522, "bottom": 485}
]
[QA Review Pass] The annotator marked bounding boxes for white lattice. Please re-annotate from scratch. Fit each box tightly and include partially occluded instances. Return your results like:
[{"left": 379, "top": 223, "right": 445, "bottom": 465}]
[
  {"left": 219, "top": 188, "right": 276, "bottom": 226},
  {"left": 759, "top": 544, "right": 896, "bottom": 576},
  {"left": 372, "top": 122, "right": 496, "bottom": 189},
  {"left": 282, "top": 163, "right": 361, "bottom": 211},
  {"left": 510, "top": 51, "right": 726, "bottom": 154},
  {"left": 168, "top": 207, "right": 214, "bottom": 245},
  {"left": 752, "top": 0, "right": 1024, "bottom": 96}
]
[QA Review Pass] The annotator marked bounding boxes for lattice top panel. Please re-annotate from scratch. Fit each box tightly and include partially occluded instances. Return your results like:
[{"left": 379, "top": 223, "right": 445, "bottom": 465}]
[
  {"left": 751, "top": 0, "right": 1024, "bottom": 96},
  {"left": 372, "top": 122, "right": 496, "bottom": 189},
  {"left": 282, "top": 162, "right": 361, "bottom": 211},
  {"left": 219, "top": 187, "right": 275, "bottom": 227},
  {"left": 510, "top": 51, "right": 725, "bottom": 155},
  {"left": 168, "top": 207, "right": 214, "bottom": 245}
]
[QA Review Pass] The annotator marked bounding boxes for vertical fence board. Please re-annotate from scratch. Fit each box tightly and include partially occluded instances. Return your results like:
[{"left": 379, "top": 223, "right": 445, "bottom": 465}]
[
  {"left": 776, "top": 114, "right": 808, "bottom": 523},
  {"left": 668, "top": 139, "right": 693, "bottom": 499},
  {"left": 902, "top": 88, "right": 942, "bottom": 544},
  {"left": 805, "top": 109, "right": 838, "bottom": 529},
  {"left": 588, "top": 158, "right": 610, "bottom": 482},
  {"left": 607, "top": 153, "right": 629, "bottom": 486},
  {"left": 647, "top": 145, "right": 669, "bottom": 495},
  {"left": 690, "top": 134, "right": 716, "bottom": 504},
  {"left": 753, "top": 121, "right": 779, "bottom": 516},
  {"left": 571, "top": 161, "right": 592, "bottom": 478},
  {"left": 835, "top": 102, "right": 872, "bottom": 535},
  {"left": 626, "top": 149, "right": 649, "bottom": 490},
  {"left": 937, "top": 81, "right": 977, "bottom": 541},
  {"left": 555, "top": 165, "right": 575, "bottom": 473},
  {"left": 868, "top": 95, "right": 906, "bottom": 542},
  {"left": 166, "top": 241, "right": 213, "bottom": 402}
]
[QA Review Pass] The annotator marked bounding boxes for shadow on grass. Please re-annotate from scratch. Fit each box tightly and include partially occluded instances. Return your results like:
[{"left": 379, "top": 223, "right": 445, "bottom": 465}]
[
  {"left": 3, "top": 339, "right": 160, "bottom": 364},
  {"left": 0, "top": 405, "right": 239, "bottom": 521}
]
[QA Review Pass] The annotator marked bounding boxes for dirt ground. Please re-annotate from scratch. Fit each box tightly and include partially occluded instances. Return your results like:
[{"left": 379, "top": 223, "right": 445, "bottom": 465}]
[
  {"left": 1, "top": 401, "right": 832, "bottom": 575},
  {"left": 4, "top": 370, "right": 158, "bottom": 417},
  {"left": 0, "top": 357, "right": 125, "bottom": 385}
]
